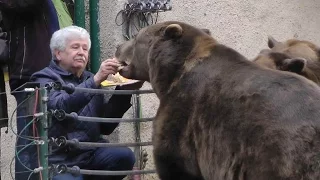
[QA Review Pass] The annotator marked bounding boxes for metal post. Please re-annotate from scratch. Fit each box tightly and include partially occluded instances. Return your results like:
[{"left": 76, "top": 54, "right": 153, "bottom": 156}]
[
  {"left": 132, "top": 94, "right": 142, "bottom": 180},
  {"left": 75, "top": 0, "right": 86, "bottom": 28},
  {"left": 134, "top": 94, "right": 142, "bottom": 159},
  {"left": 39, "top": 88, "right": 49, "bottom": 180},
  {"left": 89, "top": 0, "right": 101, "bottom": 73}
]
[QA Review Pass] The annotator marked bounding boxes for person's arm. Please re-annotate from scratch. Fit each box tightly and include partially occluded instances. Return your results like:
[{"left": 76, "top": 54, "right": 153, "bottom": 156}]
[
  {"left": 99, "top": 87, "right": 132, "bottom": 135},
  {"left": 31, "top": 71, "right": 100, "bottom": 113},
  {"left": 32, "top": 58, "right": 122, "bottom": 114},
  {"left": 0, "top": 0, "right": 44, "bottom": 13},
  {"left": 99, "top": 81, "right": 144, "bottom": 135}
]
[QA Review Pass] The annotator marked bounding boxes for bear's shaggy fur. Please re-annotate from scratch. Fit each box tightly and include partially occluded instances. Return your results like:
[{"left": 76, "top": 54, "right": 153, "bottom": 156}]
[{"left": 116, "top": 21, "right": 320, "bottom": 180}]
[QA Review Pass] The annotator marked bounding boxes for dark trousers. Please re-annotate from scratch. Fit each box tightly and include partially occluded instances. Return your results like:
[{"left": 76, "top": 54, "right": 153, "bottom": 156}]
[
  {"left": 0, "top": 67, "right": 8, "bottom": 127},
  {"left": 52, "top": 147, "right": 135, "bottom": 180},
  {"left": 14, "top": 92, "right": 39, "bottom": 180}
]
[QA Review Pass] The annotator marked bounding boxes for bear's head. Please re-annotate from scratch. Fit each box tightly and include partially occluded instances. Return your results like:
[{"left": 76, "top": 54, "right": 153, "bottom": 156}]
[
  {"left": 115, "top": 21, "right": 215, "bottom": 88},
  {"left": 253, "top": 36, "right": 320, "bottom": 84}
]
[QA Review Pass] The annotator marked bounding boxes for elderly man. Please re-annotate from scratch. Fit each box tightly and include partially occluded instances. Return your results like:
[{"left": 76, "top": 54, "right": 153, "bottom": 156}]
[{"left": 31, "top": 26, "right": 141, "bottom": 180}]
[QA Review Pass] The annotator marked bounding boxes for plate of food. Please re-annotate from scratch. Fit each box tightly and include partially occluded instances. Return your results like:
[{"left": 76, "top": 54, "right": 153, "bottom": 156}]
[{"left": 101, "top": 72, "right": 139, "bottom": 87}]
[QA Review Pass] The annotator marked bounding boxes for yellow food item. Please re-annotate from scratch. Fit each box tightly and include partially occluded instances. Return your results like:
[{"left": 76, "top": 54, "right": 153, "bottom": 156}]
[
  {"left": 111, "top": 72, "right": 128, "bottom": 83},
  {"left": 100, "top": 73, "right": 129, "bottom": 87}
]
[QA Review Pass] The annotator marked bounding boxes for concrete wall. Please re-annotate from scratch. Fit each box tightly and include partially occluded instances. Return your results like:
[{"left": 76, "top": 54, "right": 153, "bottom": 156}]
[{"left": 2, "top": 0, "right": 320, "bottom": 179}]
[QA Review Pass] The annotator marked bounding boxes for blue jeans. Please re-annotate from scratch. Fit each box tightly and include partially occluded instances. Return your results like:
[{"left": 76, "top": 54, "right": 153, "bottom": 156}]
[
  {"left": 14, "top": 92, "right": 39, "bottom": 180},
  {"left": 52, "top": 173, "right": 83, "bottom": 180},
  {"left": 52, "top": 147, "right": 135, "bottom": 180}
]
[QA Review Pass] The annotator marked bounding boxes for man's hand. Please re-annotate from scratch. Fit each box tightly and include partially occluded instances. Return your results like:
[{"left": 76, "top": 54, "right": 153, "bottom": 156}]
[
  {"left": 94, "top": 58, "right": 121, "bottom": 86},
  {"left": 118, "top": 81, "right": 145, "bottom": 90}
]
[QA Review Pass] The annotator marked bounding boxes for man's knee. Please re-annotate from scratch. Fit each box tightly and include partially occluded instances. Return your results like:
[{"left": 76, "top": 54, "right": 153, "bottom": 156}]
[
  {"left": 52, "top": 173, "right": 83, "bottom": 180},
  {"left": 118, "top": 147, "right": 135, "bottom": 169},
  {"left": 96, "top": 147, "right": 136, "bottom": 170},
  {"left": 111, "top": 147, "right": 135, "bottom": 170}
]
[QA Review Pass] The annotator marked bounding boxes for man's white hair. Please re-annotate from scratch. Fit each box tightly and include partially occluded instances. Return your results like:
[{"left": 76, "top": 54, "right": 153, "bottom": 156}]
[{"left": 50, "top": 26, "right": 91, "bottom": 59}]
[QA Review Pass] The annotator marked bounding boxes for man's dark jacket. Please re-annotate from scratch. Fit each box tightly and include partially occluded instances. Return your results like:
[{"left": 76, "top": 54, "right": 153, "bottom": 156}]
[{"left": 30, "top": 60, "right": 132, "bottom": 167}]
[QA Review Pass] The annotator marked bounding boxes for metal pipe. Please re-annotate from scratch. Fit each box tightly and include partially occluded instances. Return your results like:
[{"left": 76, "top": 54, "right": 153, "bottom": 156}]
[
  {"left": 77, "top": 116, "right": 153, "bottom": 123},
  {"left": 49, "top": 81, "right": 154, "bottom": 94},
  {"left": 74, "top": 0, "right": 86, "bottom": 28},
  {"left": 58, "top": 165, "right": 156, "bottom": 176},
  {"left": 67, "top": 140, "right": 153, "bottom": 148},
  {"left": 89, "top": 0, "right": 101, "bottom": 73},
  {"left": 74, "top": 87, "right": 154, "bottom": 95},
  {"left": 79, "top": 169, "right": 156, "bottom": 176},
  {"left": 133, "top": 94, "right": 142, "bottom": 180},
  {"left": 39, "top": 88, "right": 49, "bottom": 180}
]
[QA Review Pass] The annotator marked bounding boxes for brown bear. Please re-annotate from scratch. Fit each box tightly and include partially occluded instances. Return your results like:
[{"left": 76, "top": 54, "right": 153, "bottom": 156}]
[
  {"left": 115, "top": 21, "right": 320, "bottom": 180},
  {"left": 253, "top": 36, "right": 320, "bottom": 85}
]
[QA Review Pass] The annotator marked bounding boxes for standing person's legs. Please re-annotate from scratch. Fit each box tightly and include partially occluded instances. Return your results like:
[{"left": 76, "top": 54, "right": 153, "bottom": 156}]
[
  {"left": 0, "top": 67, "right": 8, "bottom": 128},
  {"left": 83, "top": 147, "right": 135, "bottom": 180},
  {"left": 14, "top": 92, "right": 39, "bottom": 180}
]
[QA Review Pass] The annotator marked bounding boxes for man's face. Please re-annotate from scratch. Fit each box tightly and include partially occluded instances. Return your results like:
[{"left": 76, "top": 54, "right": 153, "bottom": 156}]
[{"left": 55, "top": 38, "right": 89, "bottom": 76}]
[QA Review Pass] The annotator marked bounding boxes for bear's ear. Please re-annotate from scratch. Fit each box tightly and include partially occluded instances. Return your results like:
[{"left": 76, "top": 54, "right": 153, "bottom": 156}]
[
  {"left": 280, "top": 58, "right": 307, "bottom": 73},
  {"left": 201, "top": 29, "right": 211, "bottom": 35},
  {"left": 268, "top": 36, "right": 280, "bottom": 48},
  {"left": 164, "top": 24, "right": 183, "bottom": 39},
  {"left": 259, "top": 49, "right": 272, "bottom": 55},
  {"left": 317, "top": 49, "right": 320, "bottom": 60}
]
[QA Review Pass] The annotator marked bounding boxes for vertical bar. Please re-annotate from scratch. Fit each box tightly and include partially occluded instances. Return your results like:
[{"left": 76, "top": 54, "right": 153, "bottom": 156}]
[
  {"left": 39, "top": 88, "right": 49, "bottom": 180},
  {"left": 132, "top": 94, "right": 142, "bottom": 180},
  {"left": 133, "top": 94, "right": 141, "bottom": 160},
  {"left": 74, "top": 0, "right": 86, "bottom": 28},
  {"left": 89, "top": 0, "right": 101, "bottom": 73}
]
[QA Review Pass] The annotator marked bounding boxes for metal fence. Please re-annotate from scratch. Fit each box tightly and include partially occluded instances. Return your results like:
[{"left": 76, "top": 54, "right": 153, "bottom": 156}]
[{"left": 5, "top": 82, "right": 156, "bottom": 179}]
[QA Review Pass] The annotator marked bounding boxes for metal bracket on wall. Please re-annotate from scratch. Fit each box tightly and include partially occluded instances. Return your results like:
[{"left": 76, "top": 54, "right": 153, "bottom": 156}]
[
  {"left": 125, "top": 0, "right": 172, "bottom": 12},
  {"left": 117, "top": 0, "right": 172, "bottom": 39}
]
